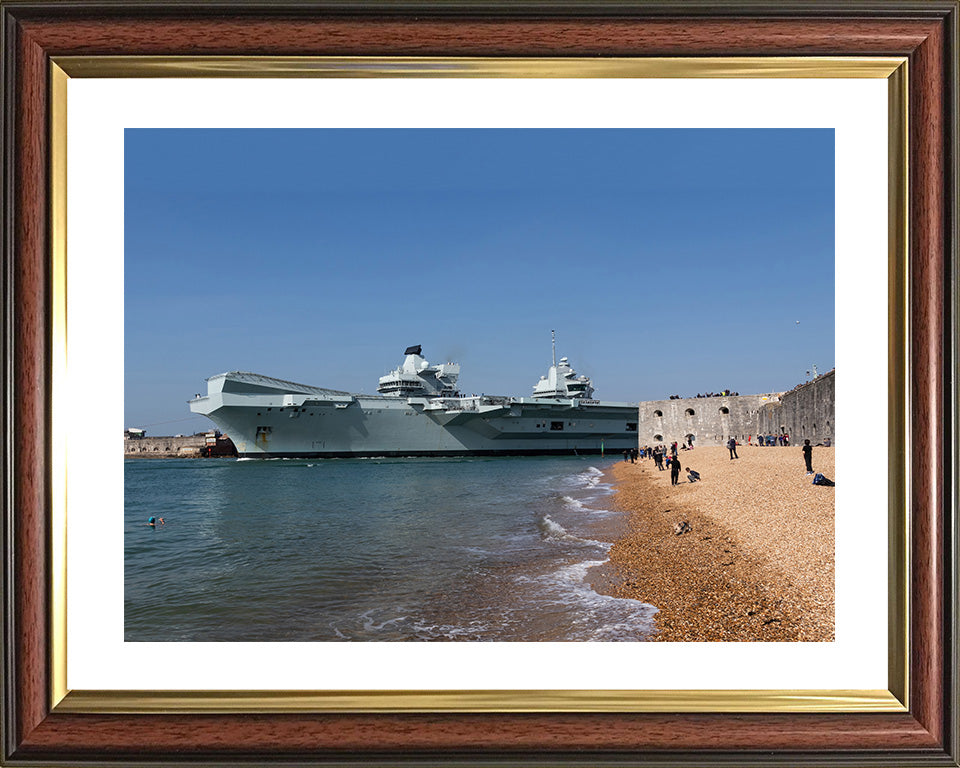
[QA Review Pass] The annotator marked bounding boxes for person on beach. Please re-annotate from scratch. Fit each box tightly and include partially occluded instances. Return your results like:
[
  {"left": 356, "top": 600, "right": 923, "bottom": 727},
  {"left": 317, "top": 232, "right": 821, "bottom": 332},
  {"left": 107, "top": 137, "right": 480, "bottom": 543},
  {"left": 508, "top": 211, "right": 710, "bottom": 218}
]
[
  {"left": 686, "top": 467, "right": 700, "bottom": 483},
  {"left": 654, "top": 448, "right": 664, "bottom": 470},
  {"left": 670, "top": 455, "right": 682, "bottom": 485},
  {"left": 802, "top": 439, "right": 814, "bottom": 474},
  {"left": 727, "top": 437, "right": 739, "bottom": 460},
  {"left": 623, "top": 450, "right": 630, "bottom": 463}
]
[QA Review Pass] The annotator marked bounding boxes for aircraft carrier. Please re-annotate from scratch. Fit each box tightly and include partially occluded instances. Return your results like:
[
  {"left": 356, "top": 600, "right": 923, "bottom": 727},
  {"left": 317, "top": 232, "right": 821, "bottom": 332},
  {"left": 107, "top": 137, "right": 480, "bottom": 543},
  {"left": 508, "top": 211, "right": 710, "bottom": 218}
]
[{"left": 189, "top": 338, "right": 639, "bottom": 458}]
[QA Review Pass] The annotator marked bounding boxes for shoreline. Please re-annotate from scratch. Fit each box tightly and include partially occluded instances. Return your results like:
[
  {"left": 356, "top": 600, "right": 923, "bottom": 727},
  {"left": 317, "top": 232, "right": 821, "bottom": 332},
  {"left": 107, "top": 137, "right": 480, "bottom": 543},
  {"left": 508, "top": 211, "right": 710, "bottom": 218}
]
[{"left": 602, "top": 445, "right": 835, "bottom": 641}]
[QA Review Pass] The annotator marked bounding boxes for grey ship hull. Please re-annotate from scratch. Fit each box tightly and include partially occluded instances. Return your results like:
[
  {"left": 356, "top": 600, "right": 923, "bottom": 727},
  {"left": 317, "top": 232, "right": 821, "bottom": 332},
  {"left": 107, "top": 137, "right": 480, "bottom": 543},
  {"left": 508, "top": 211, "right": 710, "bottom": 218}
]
[{"left": 190, "top": 372, "right": 639, "bottom": 458}]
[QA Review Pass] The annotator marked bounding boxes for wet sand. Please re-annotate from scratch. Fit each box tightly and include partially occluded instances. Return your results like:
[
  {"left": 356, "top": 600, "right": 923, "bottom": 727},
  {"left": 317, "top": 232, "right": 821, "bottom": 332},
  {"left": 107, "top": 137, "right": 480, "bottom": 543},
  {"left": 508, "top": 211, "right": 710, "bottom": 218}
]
[{"left": 605, "top": 444, "right": 834, "bottom": 641}]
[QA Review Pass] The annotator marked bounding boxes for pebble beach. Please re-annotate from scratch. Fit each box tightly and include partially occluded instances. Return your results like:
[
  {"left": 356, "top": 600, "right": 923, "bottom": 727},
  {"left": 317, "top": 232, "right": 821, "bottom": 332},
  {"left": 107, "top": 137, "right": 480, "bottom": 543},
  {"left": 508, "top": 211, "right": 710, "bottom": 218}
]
[{"left": 605, "top": 444, "right": 835, "bottom": 641}]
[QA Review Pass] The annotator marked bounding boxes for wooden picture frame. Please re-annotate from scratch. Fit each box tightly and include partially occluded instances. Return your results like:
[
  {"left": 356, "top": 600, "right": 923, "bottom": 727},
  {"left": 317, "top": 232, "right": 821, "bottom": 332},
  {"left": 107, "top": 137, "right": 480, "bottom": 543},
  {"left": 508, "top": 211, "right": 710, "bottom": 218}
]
[{"left": 2, "top": 2, "right": 957, "bottom": 765}]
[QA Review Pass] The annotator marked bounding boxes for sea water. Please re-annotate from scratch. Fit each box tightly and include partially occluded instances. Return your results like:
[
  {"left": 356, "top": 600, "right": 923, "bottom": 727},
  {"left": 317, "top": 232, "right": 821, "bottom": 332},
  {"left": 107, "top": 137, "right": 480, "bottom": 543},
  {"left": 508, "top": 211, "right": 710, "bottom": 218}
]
[{"left": 124, "top": 456, "right": 657, "bottom": 641}]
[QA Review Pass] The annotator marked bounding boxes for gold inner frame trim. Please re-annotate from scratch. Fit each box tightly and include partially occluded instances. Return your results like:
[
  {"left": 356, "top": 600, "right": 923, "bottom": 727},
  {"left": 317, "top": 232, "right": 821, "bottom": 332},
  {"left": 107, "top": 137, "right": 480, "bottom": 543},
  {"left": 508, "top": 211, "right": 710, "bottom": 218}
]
[
  {"left": 49, "top": 55, "right": 909, "bottom": 715},
  {"left": 57, "top": 688, "right": 904, "bottom": 714},
  {"left": 885, "top": 60, "right": 910, "bottom": 710},
  {"left": 50, "top": 61, "right": 69, "bottom": 710},
  {"left": 53, "top": 55, "right": 905, "bottom": 79}
]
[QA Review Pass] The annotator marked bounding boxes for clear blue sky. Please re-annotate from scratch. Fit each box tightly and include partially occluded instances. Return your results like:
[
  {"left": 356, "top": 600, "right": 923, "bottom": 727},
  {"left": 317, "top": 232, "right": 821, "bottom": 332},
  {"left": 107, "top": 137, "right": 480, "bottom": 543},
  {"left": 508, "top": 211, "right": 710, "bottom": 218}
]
[{"left": 125, "top": 128, "right": 834, "bottom": 434}]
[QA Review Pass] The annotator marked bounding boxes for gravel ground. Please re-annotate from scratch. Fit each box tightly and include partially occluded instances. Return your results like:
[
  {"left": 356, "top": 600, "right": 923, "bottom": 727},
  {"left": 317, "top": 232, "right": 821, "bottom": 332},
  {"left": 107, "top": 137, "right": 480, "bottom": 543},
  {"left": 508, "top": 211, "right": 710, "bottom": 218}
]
[{"left": 606, "top": 444, "right": 835, "bottom": 641}]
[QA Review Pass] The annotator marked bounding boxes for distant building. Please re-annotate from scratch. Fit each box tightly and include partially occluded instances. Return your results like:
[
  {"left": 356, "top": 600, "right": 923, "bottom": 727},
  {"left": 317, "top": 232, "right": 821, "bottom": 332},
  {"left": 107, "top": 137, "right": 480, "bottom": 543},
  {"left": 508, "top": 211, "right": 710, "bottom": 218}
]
[{"left": 124, "top": 428, "right": 146, "bottom": 439}]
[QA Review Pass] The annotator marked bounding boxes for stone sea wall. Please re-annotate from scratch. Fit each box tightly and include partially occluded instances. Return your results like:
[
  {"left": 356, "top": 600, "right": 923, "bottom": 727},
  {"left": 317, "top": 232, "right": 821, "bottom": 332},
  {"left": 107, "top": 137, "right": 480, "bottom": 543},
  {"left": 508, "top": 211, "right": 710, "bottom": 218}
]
[
  {"left": 636, "top": 370, "right": 835, "bottom": 447},
  {"left": 757, "top": 369, "right": 836, "bottom": 446},
  {"left": 124, "top": 435, "right": 206, "bottom": 457},
  {"left": 637, "top": 393, "right": 783, "bottom": 447}
]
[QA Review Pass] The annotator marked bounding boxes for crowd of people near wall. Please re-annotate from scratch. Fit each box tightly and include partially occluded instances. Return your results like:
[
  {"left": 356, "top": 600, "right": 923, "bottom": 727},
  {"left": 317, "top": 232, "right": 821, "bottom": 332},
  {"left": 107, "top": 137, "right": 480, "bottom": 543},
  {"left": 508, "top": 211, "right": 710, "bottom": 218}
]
[
  {"left": 628, "top": 441, "right": 698, "bottom": 485},
  {"left": 627, "top": 433, "right": 832, "bottom": 487},
  {"left": 666, "top": 390, "right": 740, "bottom": 399},
  {"left": 752, "top": 433, "right": 790, "bottom": 447},
  {"left": 637, "top": 433, "right": 832, "bottom": 452}
]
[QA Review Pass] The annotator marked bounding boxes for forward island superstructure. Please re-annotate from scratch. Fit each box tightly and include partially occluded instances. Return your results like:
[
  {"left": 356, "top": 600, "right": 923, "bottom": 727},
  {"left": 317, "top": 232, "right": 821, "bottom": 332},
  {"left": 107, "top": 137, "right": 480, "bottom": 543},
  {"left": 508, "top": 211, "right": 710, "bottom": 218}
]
[{"left": 189, "top": 339, "right": 639, "bottom": 458}]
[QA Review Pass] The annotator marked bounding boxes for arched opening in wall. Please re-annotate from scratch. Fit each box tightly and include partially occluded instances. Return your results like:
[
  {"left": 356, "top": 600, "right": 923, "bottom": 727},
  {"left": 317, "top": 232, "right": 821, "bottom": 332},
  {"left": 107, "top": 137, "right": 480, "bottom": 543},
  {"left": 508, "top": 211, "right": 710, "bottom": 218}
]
[
  {"left": 813, "top": 423, "right": 817, "bottom": 435},
  {"left": 685, "top": 408, "right": 695, "bottom": 416},
  {"left": 653, "top": 433, "right": 663, "bottom": 442},
  {"left": 653, "top": 410, "right": 663, "bottom": 418},
  {"left": 780, "top": 424, "right": 787, "bottom": 434},
  {"left": 719, "top": 407, "right": 729, "bottom": 415}
]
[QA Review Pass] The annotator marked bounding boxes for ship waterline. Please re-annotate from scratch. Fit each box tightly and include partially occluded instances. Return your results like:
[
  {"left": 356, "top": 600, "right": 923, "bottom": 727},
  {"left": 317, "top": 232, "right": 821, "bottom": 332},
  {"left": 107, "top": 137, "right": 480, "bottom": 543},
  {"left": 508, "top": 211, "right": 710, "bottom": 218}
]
[{"left": 190, "top": 345, "right": 640, "bottom": 458}]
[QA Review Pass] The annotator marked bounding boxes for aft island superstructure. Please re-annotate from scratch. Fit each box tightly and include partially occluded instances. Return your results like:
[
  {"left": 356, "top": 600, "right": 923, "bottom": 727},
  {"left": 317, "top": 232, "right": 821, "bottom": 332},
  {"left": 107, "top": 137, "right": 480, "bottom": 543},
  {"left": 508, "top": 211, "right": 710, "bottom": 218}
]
[{"left": 189, "top": 342, "right": 639, "bottom": 458}]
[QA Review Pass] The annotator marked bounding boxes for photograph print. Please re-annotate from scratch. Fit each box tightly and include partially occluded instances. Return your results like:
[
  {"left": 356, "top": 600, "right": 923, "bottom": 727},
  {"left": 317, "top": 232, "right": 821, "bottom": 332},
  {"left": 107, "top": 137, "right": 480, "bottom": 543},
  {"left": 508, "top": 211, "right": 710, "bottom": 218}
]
[{"left": 124, "top": 127, "right": 835, "bottom": 643}]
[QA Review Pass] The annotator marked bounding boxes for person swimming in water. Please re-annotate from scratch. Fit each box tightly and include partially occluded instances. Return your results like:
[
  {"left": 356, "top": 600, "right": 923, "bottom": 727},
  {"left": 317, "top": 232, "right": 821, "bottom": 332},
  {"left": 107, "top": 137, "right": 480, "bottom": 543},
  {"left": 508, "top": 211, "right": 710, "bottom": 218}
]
[{"left": 146, "top": 516, "right": 165, "bottom": 527}]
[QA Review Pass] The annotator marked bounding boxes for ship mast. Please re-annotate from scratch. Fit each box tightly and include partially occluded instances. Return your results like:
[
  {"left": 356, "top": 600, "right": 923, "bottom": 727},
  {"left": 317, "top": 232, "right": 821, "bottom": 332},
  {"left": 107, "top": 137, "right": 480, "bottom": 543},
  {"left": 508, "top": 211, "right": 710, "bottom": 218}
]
[{"left": 551, "top": 329, "right": 556, "bottom": 369}]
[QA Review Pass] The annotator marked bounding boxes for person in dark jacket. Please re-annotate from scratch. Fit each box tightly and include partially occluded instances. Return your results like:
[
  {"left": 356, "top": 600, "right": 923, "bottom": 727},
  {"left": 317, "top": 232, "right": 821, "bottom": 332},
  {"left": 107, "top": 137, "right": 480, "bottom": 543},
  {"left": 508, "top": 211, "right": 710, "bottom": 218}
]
[
  {"left": 802, "top": 439, "right": 814, "bottom": 474},
  {"left": 727, "top": 437, "right": 739, "bottom": 460},
  {"left": 670, "top": 455, "right": 682, "bottom": 485}
]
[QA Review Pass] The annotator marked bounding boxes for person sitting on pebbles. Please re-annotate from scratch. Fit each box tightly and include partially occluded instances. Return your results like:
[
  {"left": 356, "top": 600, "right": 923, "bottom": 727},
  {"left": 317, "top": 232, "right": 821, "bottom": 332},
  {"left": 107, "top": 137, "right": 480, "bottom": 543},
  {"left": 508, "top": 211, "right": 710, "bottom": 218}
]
[{"left": 686, "top": 468, "right": 701, "bottom": 483}]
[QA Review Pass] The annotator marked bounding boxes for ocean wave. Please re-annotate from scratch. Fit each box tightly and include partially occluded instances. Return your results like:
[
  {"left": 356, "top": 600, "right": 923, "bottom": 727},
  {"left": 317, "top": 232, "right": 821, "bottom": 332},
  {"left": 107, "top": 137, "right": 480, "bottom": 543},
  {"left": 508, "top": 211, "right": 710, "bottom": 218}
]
[
  {"left": 561, "top": 494, "right": 614, "bottom": 516},
  {"left": 537, "top": 515, "right": 613, "bottom": 548},
  {"left": 516, "top": 560, "right": 658, "bottom": 641},
  {"left": 538, "top": 514, "right": 586, "bottom": 543},
  {"left": 561, "top": 495, "right": 588, "bottom": 510},
  {"left": 359, "top": 611, "right": 410, "bottom": 633},
  {"left": 565, "top": 466, "right": 606, "bottom": 490},
  {"left": 408, "top": 619, "right": 498, "bottom": 640},
  {"left": 346, "top": 612, "right": 500, "bottom": 641}
]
